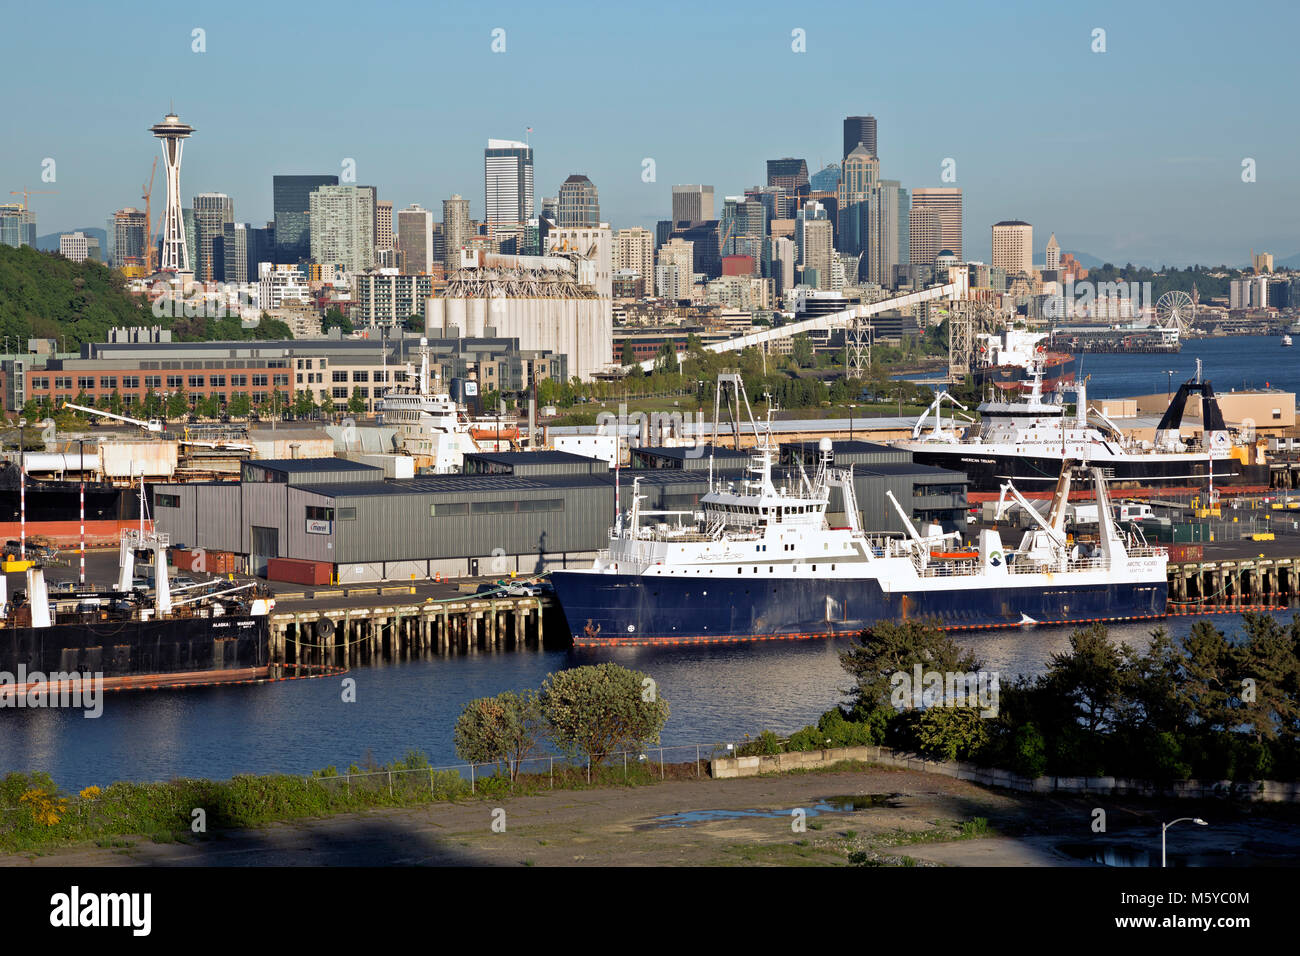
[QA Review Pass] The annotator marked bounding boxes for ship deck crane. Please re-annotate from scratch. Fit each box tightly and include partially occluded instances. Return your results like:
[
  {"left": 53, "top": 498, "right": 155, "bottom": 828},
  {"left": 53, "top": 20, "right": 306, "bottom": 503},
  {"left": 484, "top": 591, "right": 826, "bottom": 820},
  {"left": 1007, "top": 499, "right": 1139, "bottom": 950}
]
[{"left": 61, "top": 402, "right": 164, "bottom": 433}]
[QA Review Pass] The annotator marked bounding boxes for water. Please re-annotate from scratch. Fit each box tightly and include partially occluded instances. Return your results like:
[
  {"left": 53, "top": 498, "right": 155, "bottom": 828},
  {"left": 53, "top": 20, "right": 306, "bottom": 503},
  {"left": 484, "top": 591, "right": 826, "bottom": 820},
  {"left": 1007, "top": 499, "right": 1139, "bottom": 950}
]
[
  {"left": 1071, "top": 334, "right": 1298, "bottom": 399},
  {"left": 647, "top": 794, "right": 900, "bottom": 828},
  {"left": 1, "top": 612, "right": 1289, "bottom": 791}
]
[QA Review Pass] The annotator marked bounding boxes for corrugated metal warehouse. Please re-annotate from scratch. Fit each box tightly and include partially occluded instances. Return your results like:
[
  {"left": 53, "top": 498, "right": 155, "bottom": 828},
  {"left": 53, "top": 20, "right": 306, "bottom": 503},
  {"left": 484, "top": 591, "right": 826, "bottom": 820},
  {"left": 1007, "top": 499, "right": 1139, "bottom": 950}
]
[{"left": 152, "top": 446, "right": 967, "bottom": 583}]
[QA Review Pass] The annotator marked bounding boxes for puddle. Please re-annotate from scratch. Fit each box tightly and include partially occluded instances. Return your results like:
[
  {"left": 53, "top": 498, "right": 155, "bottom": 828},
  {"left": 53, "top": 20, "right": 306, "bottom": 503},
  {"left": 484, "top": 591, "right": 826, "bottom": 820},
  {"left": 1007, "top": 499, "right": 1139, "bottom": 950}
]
[
  {"left": 1056, "top": 842, "right": 1259, "bottom": 868},
  {"left": 646, "top": 794, "right": 902, "bottom": 829}
]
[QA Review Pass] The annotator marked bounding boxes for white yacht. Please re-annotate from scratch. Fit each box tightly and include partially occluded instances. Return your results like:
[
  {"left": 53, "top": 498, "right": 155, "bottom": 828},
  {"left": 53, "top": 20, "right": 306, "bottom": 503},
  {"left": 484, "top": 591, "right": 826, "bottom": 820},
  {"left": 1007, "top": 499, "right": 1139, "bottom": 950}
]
[{"left": 377, "top": 338, "right": 480, "bottom": 473}]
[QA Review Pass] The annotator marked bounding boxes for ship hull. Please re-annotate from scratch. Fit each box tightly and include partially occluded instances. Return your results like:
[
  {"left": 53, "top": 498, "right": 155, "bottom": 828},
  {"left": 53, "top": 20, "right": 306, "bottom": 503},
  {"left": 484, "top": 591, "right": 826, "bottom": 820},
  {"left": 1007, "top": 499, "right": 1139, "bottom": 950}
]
[
  {"left": 904, "top": 448, "right": 1242, "bottom": 492},
  {"left": 552, "top": 570, "right": 1167, "bottom": 646},
  {"left": 0, "top": 614, "right": 269, "bottom": 678}
]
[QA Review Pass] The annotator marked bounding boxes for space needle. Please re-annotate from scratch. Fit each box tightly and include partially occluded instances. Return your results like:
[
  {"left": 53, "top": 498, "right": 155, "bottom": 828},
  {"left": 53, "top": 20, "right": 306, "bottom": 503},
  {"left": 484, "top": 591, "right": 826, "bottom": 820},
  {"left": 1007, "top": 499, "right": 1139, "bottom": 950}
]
[{"left": 149, "top": 110, "right": 195, "bottom": 278}]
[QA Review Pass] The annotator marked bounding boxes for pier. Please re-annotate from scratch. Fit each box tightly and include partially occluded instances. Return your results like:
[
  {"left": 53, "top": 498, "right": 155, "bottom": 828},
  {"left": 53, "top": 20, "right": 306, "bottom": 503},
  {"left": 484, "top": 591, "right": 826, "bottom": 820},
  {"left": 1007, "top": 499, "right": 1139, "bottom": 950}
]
[{"left": 266, "top": 588, "right": 555, "bottom": 675}]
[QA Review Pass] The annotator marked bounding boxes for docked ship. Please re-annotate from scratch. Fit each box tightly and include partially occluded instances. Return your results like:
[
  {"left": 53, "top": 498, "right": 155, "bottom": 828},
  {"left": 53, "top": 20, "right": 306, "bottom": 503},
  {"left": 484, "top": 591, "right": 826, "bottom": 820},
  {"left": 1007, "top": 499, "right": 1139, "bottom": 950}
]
[
  {"left": 377, "top": 338, "right": 481, "bottom": 473},
  {"left": 896, "top": 359, "right": 1258, "bottom": 492},
  {"left": 550, "top": 381, "right": 1167, "bottom": 647},
  {"left": 0, "top": 528, "right": 274, "bottom": 693},
  {"left": 973, "top": 330, "right": 1076, "bottom": 393},
  {"left": 0, "top": 462, "right": 142, "bottom": 524}
]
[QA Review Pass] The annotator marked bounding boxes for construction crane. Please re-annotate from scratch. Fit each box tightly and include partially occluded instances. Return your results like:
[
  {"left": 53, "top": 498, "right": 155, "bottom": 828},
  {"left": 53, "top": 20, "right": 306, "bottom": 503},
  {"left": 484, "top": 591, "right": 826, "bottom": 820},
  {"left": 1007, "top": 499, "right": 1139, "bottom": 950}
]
[
  {"left": 141, "top": 158, "right": 157, "bottom": 273},
  {"left": 61, "top": 402, "right": 164, "bottom": 433},
  {"left": 8, "top": 188, "right": 57, "bottom": 211}
]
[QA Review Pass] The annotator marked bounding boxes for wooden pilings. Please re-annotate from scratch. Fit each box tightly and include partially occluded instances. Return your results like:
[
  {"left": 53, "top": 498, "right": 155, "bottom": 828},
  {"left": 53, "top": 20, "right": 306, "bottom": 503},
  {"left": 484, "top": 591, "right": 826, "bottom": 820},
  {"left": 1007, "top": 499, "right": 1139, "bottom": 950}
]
[
  {"left": 1168, "top": 556, "right": 1297, "bottom": 606},
  {"left": 269, "top": 597, "right": 550, "bottom": 670}
]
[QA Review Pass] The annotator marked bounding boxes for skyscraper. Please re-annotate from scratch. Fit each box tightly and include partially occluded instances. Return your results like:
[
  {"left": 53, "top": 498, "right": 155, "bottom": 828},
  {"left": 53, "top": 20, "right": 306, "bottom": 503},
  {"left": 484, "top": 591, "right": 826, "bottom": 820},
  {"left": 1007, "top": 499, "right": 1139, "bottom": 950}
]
[
  {"left": 843, "top": 115, "right": 878, "bottom": 160},
  {"left": 796, "top": 202, "right": 832, "bottom": 290},
  {"left": 557, "top": 175, "right": 600, "bottom": 227},
  {"left": 309, "top": 185, "right": 376, "bottom": 274},
  {"left": 867, "top": 180, "right": 906, "bottom": 287},
  {"left": 376, "top": 200, "right": 394, "bottom": 254},
  {"left": 192, "top": 192, "right": 234, "bottom": 282},
  {"left": 112, "top": 207, "right": 147, "bottom": 269},
  {"left": 615, "top": 227, "right": 655, "bottom": 292},
  {"left": 992, "top": 220, "right": 1033, "bottom": 275},
  {"left": 484, "top": 139, "right": 534, "bottom": 226},
  {"left": 0, "top": 204, "right": 37, "bottom": 248},
  {"left": 837, "top": 145, "right": 879, "bottom": 264},
  {"left": 1046, "top": 233, "right": 1060, "bottom": 271},
  {"left": 395, "top": 204, "right": 434, "bottom": 274},
  {"left": 911, "top": 188, "right": 963, "bottom": 260},
  {"left": 222, "top": 222, "right": 249, "bottom": 284},
  {"left": 441, "top": 194, "right": 471, "bottom": 271},
  {"left": 766, "top": 158, "right": 809, "bottom": 192},
  {"left": 671, "top": 185, "right": 714, "bottom": 223},
  {"left": 909, "top": 205, "right": 941, "bottom": 268},
  {"left": 149, "top": 111, "right": 195, "bottom": 273},
  {"left": 273, "top": 174, "right": 339, "bottom": 263}
]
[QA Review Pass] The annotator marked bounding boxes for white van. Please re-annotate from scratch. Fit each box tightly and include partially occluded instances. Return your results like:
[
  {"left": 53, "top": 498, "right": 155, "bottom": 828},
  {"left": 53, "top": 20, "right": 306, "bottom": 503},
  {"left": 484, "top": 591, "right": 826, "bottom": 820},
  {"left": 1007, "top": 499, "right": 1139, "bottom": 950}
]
[{"left": 1114, "top": 502, "right": 1153, "bottom": 522}]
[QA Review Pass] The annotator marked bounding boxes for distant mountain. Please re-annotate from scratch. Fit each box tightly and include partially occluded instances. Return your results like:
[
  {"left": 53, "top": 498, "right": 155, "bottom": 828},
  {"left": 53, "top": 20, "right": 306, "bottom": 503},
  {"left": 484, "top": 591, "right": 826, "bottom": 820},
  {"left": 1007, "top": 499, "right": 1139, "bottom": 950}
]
[
  {"left": 34, "top": 227, "right": 109, "bottom": 252},
  {"left": 1062, "top": 250, "right": 1107, "bottom": 268},
  {"left": 1276, "top": 252, "right": 1300, "bottom": 269}
]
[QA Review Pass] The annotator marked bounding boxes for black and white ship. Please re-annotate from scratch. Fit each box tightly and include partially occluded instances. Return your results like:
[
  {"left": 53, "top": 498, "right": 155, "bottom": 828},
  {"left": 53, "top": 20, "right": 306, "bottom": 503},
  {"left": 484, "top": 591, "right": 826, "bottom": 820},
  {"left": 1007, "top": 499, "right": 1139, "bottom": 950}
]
[{"left": 896, "top": 358, "right": 1255, "bottom": 492}]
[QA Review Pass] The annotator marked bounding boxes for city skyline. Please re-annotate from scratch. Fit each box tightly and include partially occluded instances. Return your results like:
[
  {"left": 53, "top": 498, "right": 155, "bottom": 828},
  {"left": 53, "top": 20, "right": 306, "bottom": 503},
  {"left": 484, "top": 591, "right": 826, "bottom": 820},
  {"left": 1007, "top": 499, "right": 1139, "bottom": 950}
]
[{"left": 4, "top": 0, "right": 1298, "bottom": 266}]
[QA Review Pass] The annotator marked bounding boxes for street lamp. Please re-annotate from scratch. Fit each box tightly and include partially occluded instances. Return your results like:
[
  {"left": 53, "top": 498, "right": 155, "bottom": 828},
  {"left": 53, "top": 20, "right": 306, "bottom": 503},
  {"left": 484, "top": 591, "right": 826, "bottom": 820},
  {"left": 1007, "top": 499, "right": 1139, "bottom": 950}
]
[
  {"left": 848, "top": 403, "right": 856, "bottom": 441},
  {"left": 1165, "top": 370, "right": 1176, "bottom": 397},
  {"left": 1161, "top": 816, "right": 1207, "bottom": 867}
]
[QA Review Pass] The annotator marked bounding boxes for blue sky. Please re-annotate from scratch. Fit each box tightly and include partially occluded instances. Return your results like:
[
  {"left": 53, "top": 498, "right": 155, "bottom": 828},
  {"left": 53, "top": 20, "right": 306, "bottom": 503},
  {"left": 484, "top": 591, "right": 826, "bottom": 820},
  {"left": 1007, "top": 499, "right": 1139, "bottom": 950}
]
[{"left": 6, "top": 0, "right": 1298, "bottom": 266}]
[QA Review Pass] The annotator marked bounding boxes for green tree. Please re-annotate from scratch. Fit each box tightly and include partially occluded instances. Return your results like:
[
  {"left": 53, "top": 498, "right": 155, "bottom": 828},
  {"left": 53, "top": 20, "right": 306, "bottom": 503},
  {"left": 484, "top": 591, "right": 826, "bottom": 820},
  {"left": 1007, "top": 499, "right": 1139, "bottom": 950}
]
[
  {"left": 452, "top": 690, "right": 545, "bottom": 782},
  {"left": 1043, "top": 624, "right": 1125, "bottom": 735},
  {"left": 197, "top": 392, "right": 222, "bottom": 418},
  {"left": 839, "top": 620, "right": 979, "bottom": 718},
  {"left": 227, "top": 392, "right": 252, "bottom": 418},
  {"left": 791, "top": 332, "right": 814, "bottom": 367},
  {"left": 539, "top": 663, "right": 670, "bottom": 766},
  {"left": 620, "top": 340, "right": 635, "bottom": 366},
  {"left": 292, "top": 389, "right": 316, "bottom": 418},
  {"left": 166, "top": 388, "right": 189, "bottom": 419},
  {"left": 141, "top": 389, "right": 162, "bottom": 418},
  {"left": 322, "top": 308, "right": 353, "bottom": 334},
  {"left": 347, "top": 386, "right": 366, "bottom": 415}
]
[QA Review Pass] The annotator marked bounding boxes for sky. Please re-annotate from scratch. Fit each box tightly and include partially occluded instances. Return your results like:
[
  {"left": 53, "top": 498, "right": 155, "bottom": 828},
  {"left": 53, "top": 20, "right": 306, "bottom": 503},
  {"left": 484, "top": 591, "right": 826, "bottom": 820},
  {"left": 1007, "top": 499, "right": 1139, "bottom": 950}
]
[{"left": 5, "top": 0, "right": 1298, "bottom": 267}]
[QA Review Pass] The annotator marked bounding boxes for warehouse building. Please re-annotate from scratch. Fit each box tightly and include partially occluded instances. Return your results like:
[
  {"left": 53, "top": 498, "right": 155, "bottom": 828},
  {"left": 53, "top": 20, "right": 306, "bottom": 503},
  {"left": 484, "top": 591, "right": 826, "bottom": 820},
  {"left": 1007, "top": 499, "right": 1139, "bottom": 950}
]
[{"left": 152, "top": 448, "right": 967, "bottom": 583}]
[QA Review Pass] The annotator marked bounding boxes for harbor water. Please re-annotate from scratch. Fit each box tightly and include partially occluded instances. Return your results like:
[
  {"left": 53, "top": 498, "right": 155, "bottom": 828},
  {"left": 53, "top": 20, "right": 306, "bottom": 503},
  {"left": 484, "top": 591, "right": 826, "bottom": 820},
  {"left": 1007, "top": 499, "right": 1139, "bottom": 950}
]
[{"left": 0, "top": 612, "right": 1290, "bottom": 791}]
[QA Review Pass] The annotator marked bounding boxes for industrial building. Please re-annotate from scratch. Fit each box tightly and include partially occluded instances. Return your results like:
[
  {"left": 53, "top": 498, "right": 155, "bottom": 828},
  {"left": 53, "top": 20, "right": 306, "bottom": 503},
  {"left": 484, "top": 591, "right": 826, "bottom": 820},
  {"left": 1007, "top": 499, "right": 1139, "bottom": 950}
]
[
  {"left": 151, "top": 445, "right": 967, "bottom": 583},
  {"left": 426, "top": 251, "right": 612, "bottom": 381}
]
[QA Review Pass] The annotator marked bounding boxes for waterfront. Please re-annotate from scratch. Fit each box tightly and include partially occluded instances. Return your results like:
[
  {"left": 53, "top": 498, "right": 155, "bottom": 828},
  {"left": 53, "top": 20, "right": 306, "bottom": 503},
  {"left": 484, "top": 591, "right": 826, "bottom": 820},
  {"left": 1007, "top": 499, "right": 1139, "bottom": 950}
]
[
  {"left": 1071, "top": 333, "right": 1297, "bottom": 399},
  {"left": 1, "top": 611, "right": 1290, "bottom": 790}
]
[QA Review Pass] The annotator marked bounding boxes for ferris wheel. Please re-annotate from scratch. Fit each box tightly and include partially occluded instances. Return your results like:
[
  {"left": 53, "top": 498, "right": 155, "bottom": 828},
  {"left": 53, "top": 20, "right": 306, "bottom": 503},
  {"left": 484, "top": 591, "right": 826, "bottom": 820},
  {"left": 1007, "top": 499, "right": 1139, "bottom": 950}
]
[{"left": 1156, "top": 290, "right": 1196, "bottom": 333}]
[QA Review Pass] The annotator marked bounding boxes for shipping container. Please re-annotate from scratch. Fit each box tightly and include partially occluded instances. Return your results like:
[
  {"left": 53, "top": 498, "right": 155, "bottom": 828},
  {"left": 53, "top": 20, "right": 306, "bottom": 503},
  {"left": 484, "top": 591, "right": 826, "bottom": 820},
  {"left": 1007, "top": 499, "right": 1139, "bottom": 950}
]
[
  {"left": 266, "top": 557, "right": 333, "bottom": 586},
  {"left": 170, "top": 547, "right": 236, "bottom": 574},
  {"left": 1165, "top": 543, "right": 1204, "bottom": 563}
]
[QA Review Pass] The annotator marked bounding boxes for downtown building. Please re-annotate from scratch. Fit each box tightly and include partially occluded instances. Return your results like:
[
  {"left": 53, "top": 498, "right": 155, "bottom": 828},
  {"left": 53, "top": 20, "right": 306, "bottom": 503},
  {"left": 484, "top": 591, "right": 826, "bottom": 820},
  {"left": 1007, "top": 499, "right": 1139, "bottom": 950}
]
[
  {"left": 0, "top": 204, "right": 36, "bottom": 248},
  {"left": 192, "top": 192, "right": 234, "bottom": 282},
  {"left": 309, "top": 185, "right": 377, "bottom": 275},
  {"left": 911, "top": 188, "right": 963, "bottom": 263},
  {"left": 274, "top": 174, "right": 339, "bottom": 263},
  {"left": 992, "top": 220, "right": 1033, "bottom": 275},
  {"left": 614, "top": 227, "right": 655, "bottom": 296},
  {"left": 395, "top": 204, "right": 434, "bottom": 274},
  {"left": 441, "top": 194, "right": 472, "bottom": 272},
  {"left": 557, "top": 175, "right": 600, "bottom": 227},
  {"left": 484, "top": 139, "right": 534, "bottom": 227},
  {"left": 671, "top": 184, "right": 714, "bottom": 223},
  {"left": 354, "top": 270, "right": 435, "bottom": 327}
]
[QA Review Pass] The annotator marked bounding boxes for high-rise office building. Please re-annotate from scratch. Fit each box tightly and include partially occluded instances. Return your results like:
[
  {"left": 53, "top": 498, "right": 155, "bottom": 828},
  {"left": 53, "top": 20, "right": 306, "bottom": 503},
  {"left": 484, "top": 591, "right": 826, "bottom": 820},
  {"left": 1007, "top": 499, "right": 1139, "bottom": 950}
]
[
  {"left": 193, "top": 192, "right": 234, "bottom": 282},
  {"left": 112, "top": 208, "right": 147, "bottom": 269},
  {"left": 765, "top": 236, "right": 796, "bottom": 294},
  {"left": 671, "top": 184, "right": 714, "bottom": 223},
  {"left": 809, "top": 163, "right": 842, "bottom": 193},
  {"left": 909, "top": 205, "right": 942, "bottom": 268},
  {"left": 484, "top": 138, "right": 534, "bottom": 226},
  {"left": 222, "top": 222, "right": 249, "bottom": 283},
  {"left": 0, "top": 204, "right": 37, "bottom": 248},
  {"left": 911, "top": 188, "right": 963, "bottom": 260},
  {"left": 843, "top": 115, "right": 878, "bottom": 160},
  {"left": 1045, "top": 233, "right": 1060, "bottom": 271},
  {"left": 557, "top": 175, "right": 600, "bottom": 227},
  {"left": 309, "top": 185, "right": 376, "bottom": 274},
  {"left": 441, "top": 194, "right": 471, "bottom": 271},
  {"left": 273, "top": 174, "right": 339, "bottom": 263},
  {"left": 837, "top": 145, "right": 879, "bottom": 264},
  {"left": 395, "top": 204, "right": 434, "bottom": 274},
  {"left": 867, "top": 180, "right": 907, "bottom": 287},
  {"left": 376, "top": 200, "right": 394, "bottom": 254},
  {"left": 992, "top": 220, "right": 1033, "bottom": 275},
  {"left": 615, "top": 227, "right": 655, "bottom": 292},
  {"left": 541, "top": 197, "right": 558, "bottom": 222},
  {"left": 796, "top": 202, "right": 832, "bottom": 290},
  {"left": 59, "top": 232, "right": 93, "bottom": 262},
  {"left": 766, "top": 158, "right": 809, "bottom": 192},
  {"left": 656, "top": 238, "right": 694, "bottom": 299}
]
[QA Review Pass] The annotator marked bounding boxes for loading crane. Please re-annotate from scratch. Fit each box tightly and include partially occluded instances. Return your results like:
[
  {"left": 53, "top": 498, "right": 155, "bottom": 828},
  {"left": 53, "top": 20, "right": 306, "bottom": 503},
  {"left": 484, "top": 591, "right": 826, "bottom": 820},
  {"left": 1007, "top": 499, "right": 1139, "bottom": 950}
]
[
  {"left": 61, "top": 402, "right": 164, "bottom": 433},
  {"left": 141, "top": 158, "right": 157, "bottom": 273},
  {"left": 8, "top": 188, "right": 57, "bottom": 211}
]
